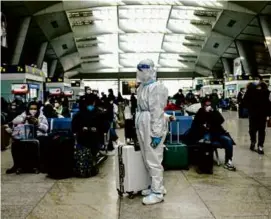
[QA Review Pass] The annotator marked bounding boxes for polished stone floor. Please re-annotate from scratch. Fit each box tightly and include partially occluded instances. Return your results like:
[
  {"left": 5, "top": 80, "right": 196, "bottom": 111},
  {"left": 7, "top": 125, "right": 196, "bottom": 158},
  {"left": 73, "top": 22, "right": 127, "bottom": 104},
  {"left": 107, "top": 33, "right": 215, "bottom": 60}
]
[{"left": 1, "top": 111, "right": 271, "bottom": 219}]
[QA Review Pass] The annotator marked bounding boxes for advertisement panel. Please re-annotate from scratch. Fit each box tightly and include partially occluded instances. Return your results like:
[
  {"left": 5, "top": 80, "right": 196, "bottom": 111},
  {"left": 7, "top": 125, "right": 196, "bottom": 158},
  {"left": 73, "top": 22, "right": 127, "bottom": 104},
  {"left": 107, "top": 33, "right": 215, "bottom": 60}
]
[
  {"left": 233, "top": 57, "right": 242, "bottom": 76},
  {"left": 49, "top": 88, "right": 62, "bottom": 95},
  {"left": 11, "top": 84, "right": 29, "bottom": 94}
]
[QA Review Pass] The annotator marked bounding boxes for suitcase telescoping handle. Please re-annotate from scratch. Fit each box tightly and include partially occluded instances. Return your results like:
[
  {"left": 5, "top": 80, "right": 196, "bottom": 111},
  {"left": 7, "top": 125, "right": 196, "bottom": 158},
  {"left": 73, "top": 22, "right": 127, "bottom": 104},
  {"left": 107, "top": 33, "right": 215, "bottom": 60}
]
[
  {"left": 169, "top": 120, "right": 180, "bottom": 144},
  {"left": 24, "top": 124, "right": 35, "bottom": 140}
]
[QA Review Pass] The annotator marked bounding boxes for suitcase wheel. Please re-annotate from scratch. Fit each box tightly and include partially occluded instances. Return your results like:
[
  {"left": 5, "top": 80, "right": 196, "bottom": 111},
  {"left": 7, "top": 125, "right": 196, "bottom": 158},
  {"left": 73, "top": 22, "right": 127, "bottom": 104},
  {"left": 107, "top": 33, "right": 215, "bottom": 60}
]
[
  {"left": 16, "top": 168, "right": 22, "bottom": 175},
  {"left": 34, "top": 168, "right": 40, "bottom": 174},
  {"left": 127, "top": 192, "right": 135, "bottom": 199}
]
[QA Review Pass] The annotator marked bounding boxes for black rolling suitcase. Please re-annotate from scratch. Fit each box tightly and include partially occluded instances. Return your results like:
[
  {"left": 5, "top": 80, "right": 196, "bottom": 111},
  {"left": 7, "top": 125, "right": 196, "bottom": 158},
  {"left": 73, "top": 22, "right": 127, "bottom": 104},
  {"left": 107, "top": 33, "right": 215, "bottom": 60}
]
[
  {"left": 195, "top": 142, "right": 214, "bottom": 174},
  {"left": 13, "top": 125, "right": 40, "bottom": 174},
  {"left": 47, "top": 119, "right": 75, "bottom": 179},
  {"left": 47, "top": 131, "right": 75, "bottom": 179}
]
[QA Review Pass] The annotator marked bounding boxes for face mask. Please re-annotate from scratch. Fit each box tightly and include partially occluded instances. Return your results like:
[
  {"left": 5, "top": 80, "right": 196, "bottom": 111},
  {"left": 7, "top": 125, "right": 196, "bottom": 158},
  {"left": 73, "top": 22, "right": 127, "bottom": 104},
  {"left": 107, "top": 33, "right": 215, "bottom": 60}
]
[
  {"left": 87, "top": 105, "right": 94, "bottom": 111},
  {"left": 11, "top": 106, "right": 16, "bottom": 109},
  {"left": 55, "top": 103, "right": 60, "bottom": 108},
  {"left": 29, "top": 110, "right": 37, "bottom": 116},
  {"left": 205, "top": 106, "right": 212, "bottom": 112}
]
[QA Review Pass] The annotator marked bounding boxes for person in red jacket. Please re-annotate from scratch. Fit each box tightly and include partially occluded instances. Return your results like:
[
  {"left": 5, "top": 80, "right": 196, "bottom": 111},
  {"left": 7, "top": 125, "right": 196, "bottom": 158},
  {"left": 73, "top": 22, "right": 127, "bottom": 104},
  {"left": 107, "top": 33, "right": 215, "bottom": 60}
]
[{"left": 164, "top": 98, "right": 181, "bottom": 111}]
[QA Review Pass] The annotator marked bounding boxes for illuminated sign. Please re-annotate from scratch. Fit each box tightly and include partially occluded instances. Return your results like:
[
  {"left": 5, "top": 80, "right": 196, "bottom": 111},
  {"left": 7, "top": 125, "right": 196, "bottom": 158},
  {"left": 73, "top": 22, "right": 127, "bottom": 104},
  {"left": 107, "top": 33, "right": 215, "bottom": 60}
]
[
  {"left": 46, "top": 77, "right": 64, "bottom": 83},
  {"left": 64, "top": 90, "right": 73, "bottom": 96},
  {"left": 49, "top": 88, "right": 62, "bottom": 95},
  {"left": 11, "top": 84, "right": 29, "bottom": 94}
]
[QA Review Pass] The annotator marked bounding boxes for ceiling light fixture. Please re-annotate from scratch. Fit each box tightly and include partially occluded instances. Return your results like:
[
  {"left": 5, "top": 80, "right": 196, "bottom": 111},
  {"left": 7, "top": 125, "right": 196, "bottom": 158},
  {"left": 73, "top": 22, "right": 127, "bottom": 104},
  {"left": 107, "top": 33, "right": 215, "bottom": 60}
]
[
  {"left": 190, "top": 20, "right": 212, "bottom": 26},
  {"left": 81, "top": 55, "right": 99, "bottom": 60},
  {"left": 194, "top": 10, "right": 218, "bottom": 17},
  {"left": 76, "top": 37, "right": 97, "bottom": 42},
  {"left": 72, "top": 20, "right": 94, "bottom": 27}
]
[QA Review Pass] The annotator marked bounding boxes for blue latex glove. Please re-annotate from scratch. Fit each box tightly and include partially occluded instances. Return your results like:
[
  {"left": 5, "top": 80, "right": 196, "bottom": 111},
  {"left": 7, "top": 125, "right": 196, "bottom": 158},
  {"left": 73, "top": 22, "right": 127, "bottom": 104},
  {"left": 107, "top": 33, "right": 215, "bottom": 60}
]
[{"left": 151, "top": 137, "right": 162, "bottom": 148}]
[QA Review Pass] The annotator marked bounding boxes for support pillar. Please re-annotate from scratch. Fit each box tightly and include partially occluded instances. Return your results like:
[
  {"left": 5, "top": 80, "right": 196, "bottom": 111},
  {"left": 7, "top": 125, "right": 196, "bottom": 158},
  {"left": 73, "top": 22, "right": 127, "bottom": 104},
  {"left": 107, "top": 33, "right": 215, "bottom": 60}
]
[
  {"left": 259, "top": 16, "right": 271, "bottom": 58},
  {"left": 11, "top": 17, "right": 31, "bottom": 65},
  {"left": 221, "top": 58, "right": 232, "bottom": 76},
  {"left": 49, "top": 59, "right": 57, "bottom": 77},
  {"left": 36, "top": 42, "right": 48, "bottom": 69},
  {"left": 235, "top": 40, "right": 258, "bottom": 76}
]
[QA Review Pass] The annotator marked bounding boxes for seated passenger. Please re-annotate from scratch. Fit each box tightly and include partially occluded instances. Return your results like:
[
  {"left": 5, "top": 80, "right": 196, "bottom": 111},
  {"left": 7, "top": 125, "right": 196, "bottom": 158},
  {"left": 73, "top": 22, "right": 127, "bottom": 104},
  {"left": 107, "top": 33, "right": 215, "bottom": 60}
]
[
  {"left": 6, "top": 101, "right": 48, "bottom": 174},
  {"left": 188, "top": 98, "right": 236, "bottom": 171},
  {"left": 54, "top": 99, "right": 70, "bottom": 118},
  {"left": 42, "top": 100, "right": 58, "bottom": 118},
  {"left": 164, "top": 98, "right": 181, "bottom": 111},
  {"left": 72, "top": 94, "right": 107, "bottom": 158}
]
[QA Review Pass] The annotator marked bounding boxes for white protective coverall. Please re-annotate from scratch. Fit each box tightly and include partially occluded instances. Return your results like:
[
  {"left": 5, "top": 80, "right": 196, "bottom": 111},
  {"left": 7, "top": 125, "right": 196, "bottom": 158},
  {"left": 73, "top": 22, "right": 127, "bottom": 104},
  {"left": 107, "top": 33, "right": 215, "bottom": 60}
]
[{"left": 135, "top": 59, "right": 168, "bottom": 204}]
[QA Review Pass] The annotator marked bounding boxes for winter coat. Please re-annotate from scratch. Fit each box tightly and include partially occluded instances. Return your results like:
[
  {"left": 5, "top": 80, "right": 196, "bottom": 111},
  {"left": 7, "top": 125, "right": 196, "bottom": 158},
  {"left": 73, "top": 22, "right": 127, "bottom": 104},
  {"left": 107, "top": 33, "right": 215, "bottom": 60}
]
[{"left": 12, "top": 112, "right": 48, "bottom": 136}]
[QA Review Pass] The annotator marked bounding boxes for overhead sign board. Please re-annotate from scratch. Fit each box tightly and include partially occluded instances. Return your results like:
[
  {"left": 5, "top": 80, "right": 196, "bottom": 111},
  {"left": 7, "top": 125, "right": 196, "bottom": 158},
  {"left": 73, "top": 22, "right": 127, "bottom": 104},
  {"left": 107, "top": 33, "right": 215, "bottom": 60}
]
[{"left": 46, "top": 77, "right": 64, "bottom": 83}]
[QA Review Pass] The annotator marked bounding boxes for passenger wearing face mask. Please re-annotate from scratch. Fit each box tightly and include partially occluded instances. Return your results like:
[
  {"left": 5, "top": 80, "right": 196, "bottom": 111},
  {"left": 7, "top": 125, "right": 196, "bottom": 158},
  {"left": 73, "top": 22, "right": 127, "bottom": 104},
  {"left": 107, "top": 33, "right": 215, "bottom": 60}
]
[
  {"left": 237, "top": 88, "right": 246, "bottom": 118},
  {"left": 7, "top": 101, "right": 21, "bottom": 123},
  {"left": 86, "top": 88, "right": 92, "bottom": 96},
  {"left": 188, "top": 98, "right": 236, "bottom": 171},
  {"left": 54, "top": 99, "right": 70, "bottom": 118},
  {"left": 210, "top": 89, "right": 220, "bottom": 110},
  {"left": 6, "top": 102, "right": 48, "bottom": 174},
  {"left": 72, "top": 95, "right": 107, "bottom": 160}
]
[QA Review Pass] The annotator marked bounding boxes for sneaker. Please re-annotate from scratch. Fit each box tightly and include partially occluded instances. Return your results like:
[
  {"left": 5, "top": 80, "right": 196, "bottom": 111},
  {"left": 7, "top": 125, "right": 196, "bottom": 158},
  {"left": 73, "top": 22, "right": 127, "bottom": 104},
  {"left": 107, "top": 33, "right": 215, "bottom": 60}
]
[
  {"left": 6, "top": 166, "right": 17, "bottom": 174},
  {"left": 258, "top": 146, "right": 264, "bottom": 155},
  {"left": 224, "top": 160, "right": 236, "bottom": 171},
  {"left": 141, "top": 188, "right": 167, "bottom": 196},
  {"left": 250, "top": 143, "right": 256, "bottom": 151},
  {"left": 142, "top": 193, "right": 164, "bottom": 205}
]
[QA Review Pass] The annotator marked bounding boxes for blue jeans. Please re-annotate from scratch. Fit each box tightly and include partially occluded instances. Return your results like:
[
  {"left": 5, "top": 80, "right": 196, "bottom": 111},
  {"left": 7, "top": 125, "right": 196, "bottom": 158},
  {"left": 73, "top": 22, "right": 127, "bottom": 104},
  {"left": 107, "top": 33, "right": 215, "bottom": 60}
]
[{"left": 204, "top": 133, "right": 233, "bottom": 162}]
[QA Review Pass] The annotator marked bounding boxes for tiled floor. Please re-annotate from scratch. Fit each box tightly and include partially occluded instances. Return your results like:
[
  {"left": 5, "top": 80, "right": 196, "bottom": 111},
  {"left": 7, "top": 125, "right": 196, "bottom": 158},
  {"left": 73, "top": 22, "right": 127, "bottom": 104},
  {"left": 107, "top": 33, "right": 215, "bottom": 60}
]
[{"left": 1, "top": 111, "right": 271, "bottom": 219}]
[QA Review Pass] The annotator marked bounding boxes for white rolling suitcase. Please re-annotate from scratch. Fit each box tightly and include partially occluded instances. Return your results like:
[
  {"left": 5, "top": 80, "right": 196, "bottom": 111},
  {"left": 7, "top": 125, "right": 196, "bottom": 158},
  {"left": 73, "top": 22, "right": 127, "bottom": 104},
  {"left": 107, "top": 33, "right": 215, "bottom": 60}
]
[{"left": 116, "top": 144, "right": 151, "bottom": 198}]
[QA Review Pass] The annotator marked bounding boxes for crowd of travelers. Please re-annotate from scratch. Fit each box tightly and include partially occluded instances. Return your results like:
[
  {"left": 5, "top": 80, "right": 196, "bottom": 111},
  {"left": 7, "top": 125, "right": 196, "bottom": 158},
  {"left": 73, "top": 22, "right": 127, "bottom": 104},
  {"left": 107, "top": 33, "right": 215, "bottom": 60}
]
[
  {"left": 1, "top": 88, "right": 137, "bottom": 175},
  {"left": 1, "top": 79, "right": 270, "bottom": 176}
]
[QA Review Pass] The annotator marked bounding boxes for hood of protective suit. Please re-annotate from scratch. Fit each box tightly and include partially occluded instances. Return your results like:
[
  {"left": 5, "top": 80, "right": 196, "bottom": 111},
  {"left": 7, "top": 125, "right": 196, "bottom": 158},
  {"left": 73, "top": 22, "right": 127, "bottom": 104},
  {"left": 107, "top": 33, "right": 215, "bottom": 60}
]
[{"left": 136, "top": 59, "right": 157, "bottom": 84}]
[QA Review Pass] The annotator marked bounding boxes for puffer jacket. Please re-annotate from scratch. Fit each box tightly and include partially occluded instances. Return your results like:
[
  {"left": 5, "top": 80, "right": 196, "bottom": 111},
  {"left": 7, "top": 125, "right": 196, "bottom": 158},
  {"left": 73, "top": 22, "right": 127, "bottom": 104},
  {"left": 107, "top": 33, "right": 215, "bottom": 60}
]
[{"left": 12, "top": 112, "right": 49, "bottom": 136}]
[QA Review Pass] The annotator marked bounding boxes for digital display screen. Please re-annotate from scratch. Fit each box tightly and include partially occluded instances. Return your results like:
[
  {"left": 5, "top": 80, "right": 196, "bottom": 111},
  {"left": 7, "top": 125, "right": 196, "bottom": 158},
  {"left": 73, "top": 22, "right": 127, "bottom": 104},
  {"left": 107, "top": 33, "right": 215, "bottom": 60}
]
[{"left": 122, "top": 81, "right": 137, "bottom": 95}]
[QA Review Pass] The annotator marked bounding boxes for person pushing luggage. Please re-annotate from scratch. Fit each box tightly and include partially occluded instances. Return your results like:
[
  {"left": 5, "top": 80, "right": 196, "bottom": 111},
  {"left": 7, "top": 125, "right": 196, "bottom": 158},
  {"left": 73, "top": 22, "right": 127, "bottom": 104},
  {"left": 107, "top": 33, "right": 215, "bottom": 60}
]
[{"left": 135, "top": 59, "right": 168, "bottom": 205}]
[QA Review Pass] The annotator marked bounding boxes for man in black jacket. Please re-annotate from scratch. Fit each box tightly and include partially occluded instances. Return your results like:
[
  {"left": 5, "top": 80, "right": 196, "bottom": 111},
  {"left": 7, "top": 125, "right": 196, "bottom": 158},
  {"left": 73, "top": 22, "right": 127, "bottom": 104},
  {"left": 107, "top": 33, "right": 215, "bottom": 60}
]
[
  {"left": 188, "top": 98, "right": 236, "bottom": 171},
  {"left": 244, "top": 82, "right": 270, "bottom": 154},
  {"left": 173, "top": 89, "right": 185, "bottom": 106},
  {"left": 237, "top": 88, "right": 246, "bottom": 118}
]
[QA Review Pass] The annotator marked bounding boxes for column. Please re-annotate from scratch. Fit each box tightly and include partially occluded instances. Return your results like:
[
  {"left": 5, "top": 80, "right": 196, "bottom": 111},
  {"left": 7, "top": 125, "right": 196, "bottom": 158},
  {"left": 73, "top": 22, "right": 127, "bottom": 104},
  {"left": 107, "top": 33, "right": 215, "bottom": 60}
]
[
  {"left": 11, "top": 17, "right": 31, "bottom": 65},
  {"left": 221, "top": 58, "right": 232, "bottom": 76},
  {"left": 259, "top": 16, "right": 271, "bottom": 57},
  {"left": 36, "top": 42, "right": 48, "bottom": 69},
  {"left": 49, "top": 59, "right": 57, "bottom": 77},
  {"left": 235, "top": 40, "right": 258, "bottom": 76}
]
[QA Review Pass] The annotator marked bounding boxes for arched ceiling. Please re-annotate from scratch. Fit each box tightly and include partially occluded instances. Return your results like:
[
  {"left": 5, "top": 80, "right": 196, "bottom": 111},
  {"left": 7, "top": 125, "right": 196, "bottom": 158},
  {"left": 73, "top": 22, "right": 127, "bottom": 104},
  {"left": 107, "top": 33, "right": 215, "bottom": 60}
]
[{"left": 2, "top": 0, "right": 271, "bottom": 78}]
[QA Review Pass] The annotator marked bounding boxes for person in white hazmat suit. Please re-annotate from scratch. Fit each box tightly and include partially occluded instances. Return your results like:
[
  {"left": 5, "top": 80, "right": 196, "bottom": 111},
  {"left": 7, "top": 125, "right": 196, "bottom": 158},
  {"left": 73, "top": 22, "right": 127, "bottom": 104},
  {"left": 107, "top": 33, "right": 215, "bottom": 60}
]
[{"left": 135, "top": 59, "right": 169, "bottom": 205}]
